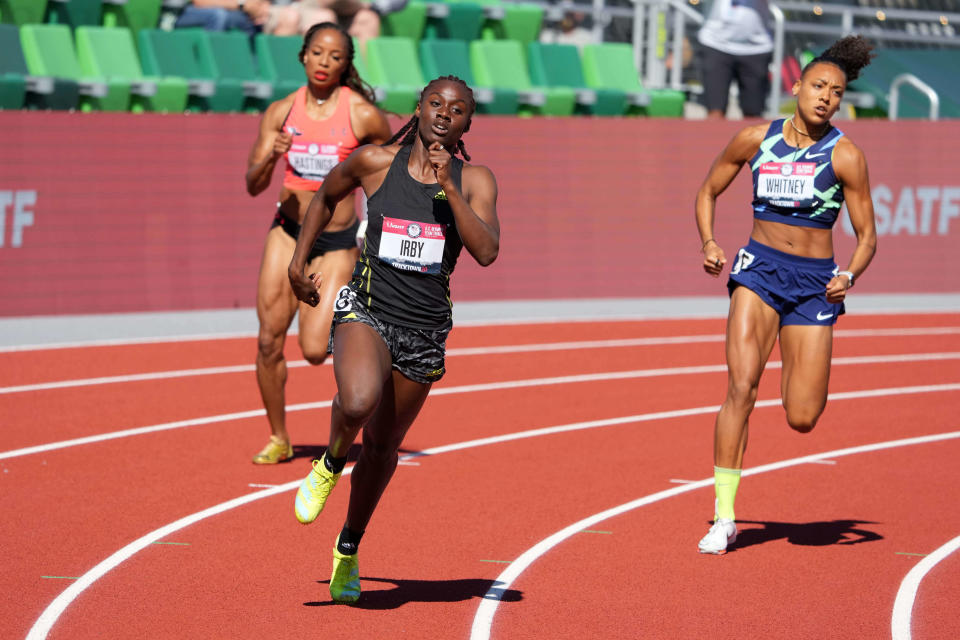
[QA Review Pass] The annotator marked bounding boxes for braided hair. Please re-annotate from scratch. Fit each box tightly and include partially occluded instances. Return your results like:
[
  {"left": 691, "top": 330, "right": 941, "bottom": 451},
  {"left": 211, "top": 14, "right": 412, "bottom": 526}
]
[
  {"left": 802, "top": 35, "right": 875, "bottom": 83},
  {"left": 385, "top": 76, "right": 476, "bottom": 161},
  {"left": 299, "top": 22, "right": 378, "bottom": 104}
]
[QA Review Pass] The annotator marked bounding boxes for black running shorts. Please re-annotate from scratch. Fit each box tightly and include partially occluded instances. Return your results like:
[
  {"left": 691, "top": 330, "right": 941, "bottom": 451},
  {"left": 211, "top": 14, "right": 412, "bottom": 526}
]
[{"left": 328, "top": 285, "right": 450, "bottom": 384}]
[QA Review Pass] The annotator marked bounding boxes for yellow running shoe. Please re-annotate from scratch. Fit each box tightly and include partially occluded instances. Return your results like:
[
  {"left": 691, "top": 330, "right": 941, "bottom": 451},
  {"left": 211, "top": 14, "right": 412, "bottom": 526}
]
[
  {"left": 294, "top": 455, "right": 341, "bottom": 524},
  {"left": 330, "top": 542, "right": 360, "bottom": 603},
  {"left": 252, "top": 435, "right": 294, "bottom": 464}
]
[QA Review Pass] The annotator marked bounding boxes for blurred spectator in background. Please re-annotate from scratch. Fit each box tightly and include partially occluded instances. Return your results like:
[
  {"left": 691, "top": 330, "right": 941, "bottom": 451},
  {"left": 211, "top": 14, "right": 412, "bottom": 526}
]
[
  {"left": 270, "top": 0, "right": 408, "bottom": 53},
  {"left": 175, "top": 0, "right": 272, "bottom": 37},
  {"left": 697, "top": 0, "right": 774, "bottom": 118},
  {"left": 175, "top": 0, "right": 406, "bottom": 54},
  {"left": 539, "top": 11, "right": 594, "bottom": 49}
]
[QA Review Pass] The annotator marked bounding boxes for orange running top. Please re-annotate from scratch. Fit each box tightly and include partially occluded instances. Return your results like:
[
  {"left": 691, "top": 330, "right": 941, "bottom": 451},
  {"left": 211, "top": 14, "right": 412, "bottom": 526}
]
[{"left": 282, "top": 85, "right": 360, "bottom": 192}]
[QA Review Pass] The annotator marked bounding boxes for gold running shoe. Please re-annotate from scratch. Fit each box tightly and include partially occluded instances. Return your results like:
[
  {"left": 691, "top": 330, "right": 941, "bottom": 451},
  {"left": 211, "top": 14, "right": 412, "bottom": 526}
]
[
  {"left": 330, "top": 541, "right": 360, "bottom": 603},
  {"left": 294, "top": 455, "right": 341, "bottom": 524},
  {"left": 252, "top": 435, "right": 294, "bottom": 464}
]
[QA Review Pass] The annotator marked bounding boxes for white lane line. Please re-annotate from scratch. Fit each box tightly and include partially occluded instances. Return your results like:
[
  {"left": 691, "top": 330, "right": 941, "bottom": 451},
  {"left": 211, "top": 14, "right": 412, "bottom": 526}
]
[
  {"left": 469, "top": 430, "right": 960, "bottom": 640},
  {"left": 25, "top": 383, "right": 960, "bottom": 640},
  {"left": 3, "top": 324, "right": 959, "bottom": 354},
  {"left": 5, "top": 355, "right": 959, "bottom": 460},
  {"left": 3, "top": 355, "right": 960, "bottom": 461},
  {"left": 0, "top": 403, "right": 320, "bottom": 461},
  {"left": 891, "top": 533, "right": 960, "bottom": 640},
  {"left": 0, "top": 332, "right": 257, "bottom": 354},
  {"left": 4, "top": 326, "right": 960, "bottom": 394}
]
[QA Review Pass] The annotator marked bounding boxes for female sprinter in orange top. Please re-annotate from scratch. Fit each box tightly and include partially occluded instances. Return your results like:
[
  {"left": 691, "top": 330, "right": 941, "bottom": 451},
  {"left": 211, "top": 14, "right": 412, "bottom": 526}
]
[
  {"left": 694, "top": 35, "right": 878, "bottom": 554},
  {"left": 245, "top": 22, "right": 391, "bottom": 464},
  {"left": 288, "top": 76, "right": 499, "bottom": 603}
]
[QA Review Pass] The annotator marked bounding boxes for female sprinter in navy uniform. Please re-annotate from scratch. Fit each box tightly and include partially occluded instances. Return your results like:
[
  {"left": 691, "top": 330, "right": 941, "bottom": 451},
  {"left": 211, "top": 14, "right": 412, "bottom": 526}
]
[
  {"left": 245, "top": 22, "right": 391, "bottom": 464},
  {"left": 288, "top": 76, "right": 499, "bottom": 601},
  {"left": 694, "top": 35, "right": 878, "bottom": 554}
]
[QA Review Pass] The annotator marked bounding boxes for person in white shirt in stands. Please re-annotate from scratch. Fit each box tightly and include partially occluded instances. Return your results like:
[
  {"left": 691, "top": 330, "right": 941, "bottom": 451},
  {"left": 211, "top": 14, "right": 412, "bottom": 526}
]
[{"left": 697, "top": 0, "right": 774, "bottom": 118}]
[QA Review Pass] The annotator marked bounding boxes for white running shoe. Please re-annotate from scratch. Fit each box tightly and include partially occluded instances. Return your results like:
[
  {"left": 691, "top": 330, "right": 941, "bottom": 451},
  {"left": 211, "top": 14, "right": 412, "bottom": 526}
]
[{"left": 698, "top": 518, "right": 737, "bottom": 554}]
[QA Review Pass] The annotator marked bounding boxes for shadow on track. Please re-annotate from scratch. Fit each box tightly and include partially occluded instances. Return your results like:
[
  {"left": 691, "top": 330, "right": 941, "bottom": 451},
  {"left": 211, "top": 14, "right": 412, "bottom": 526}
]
[
  {"left": 292, "top": 444, "right": 421, "bottom": 463},
  {"left": 304, "top": 577, "right": 523, "bottom": 609},
  {"left": 728, "top": 519, "right": 883, "bottom": 552}
]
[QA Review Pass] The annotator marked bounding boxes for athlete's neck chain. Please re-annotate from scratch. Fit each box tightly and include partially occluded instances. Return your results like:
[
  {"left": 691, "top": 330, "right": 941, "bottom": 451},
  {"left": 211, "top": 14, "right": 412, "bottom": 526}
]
[{"left": 788, "top": 115, "right": 829, "bottom": 141}]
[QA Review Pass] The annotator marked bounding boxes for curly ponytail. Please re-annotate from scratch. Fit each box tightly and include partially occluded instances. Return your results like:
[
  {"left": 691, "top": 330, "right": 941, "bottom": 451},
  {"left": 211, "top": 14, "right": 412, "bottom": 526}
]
[{"left": 803, "top": 34, "right": 875, "bottom": 83}]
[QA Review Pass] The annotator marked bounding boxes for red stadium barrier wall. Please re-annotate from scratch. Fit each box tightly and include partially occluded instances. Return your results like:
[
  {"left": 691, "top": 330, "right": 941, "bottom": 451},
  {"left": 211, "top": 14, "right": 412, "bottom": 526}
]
[{"left": 1, "top": 112, "right": 958, "bottom": 317}]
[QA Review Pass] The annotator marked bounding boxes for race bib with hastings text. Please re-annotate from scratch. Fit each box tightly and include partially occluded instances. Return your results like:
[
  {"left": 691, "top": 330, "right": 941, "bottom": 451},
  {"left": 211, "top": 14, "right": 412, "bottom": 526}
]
[{"left": 287, "top": 142, "right": 339, "bottom": 181}]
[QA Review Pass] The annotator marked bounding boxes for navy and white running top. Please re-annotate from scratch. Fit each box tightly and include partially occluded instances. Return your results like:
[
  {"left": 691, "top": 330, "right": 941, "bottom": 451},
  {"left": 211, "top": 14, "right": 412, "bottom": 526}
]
[{"left": 750, "top": 118, "right": 845, "bottom": 230}]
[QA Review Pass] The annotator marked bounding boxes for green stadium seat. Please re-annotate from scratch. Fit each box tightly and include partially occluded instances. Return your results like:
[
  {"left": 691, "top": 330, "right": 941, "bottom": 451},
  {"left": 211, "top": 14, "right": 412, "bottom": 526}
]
[
  {"left": 254, "top": 33, "right": 303, "bottom": 102},
  {"left": 381, "top": 0, "right": 427, "bottom": 40},
  {"left": 364, "top": 35, "right": 424, "bottom": 114},
  {"left": 20, "top": 23, "right": 127, "bottom": 111},
  {"left": 478, "top": 0, "right": 543, "bottom": 46},
  {"left": 470, "top": 38, "right": 575, "bottom": 116},
  {"left": 75, "top": 25, "right": 188, "bottom": 113},
  {"left": 419, "top": 37, "right": 517, "bottom": 114},
  {"left": 207, "top": 30, "right": 273, "bottom": 111},
  {"left": 424, "top": 1, "right": 485, "bottom": 41},
  {"left": 0, "top": 0, "right": 48, "bottom": 26},
  {"left": 102, "top": 0, "right": 161, "bottom": 32},
  {"left": 580, "top": 42, "right": 685, "bottom": 117},
  {"left": 138, "top": 27, "right": 244, "bottom": 112},
  {"left": 527, "top": 42, "right": 626, "bottom": 116},
  {"left": 349, "top": 36, "right": 385, "bottom": 104},
  {"left": 46, "top": 0, "right": 103, "bottom": 28},
  {"left": 0, "top": 22, "right": 78, "bottom": 110},
  {"left": 0, "top": 22, "right": 25, "bottom": 108}
]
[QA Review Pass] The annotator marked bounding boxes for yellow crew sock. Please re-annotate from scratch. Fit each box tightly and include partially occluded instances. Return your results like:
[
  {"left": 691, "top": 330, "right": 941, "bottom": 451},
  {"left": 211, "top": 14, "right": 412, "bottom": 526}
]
[{"left": 714, "top": 466, "right": 741, "bottom": 521}]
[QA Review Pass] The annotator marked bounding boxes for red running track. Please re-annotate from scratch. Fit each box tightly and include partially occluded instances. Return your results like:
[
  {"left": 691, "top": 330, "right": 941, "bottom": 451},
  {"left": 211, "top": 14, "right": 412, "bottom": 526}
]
[{"left": 1, "top": 314, "right": 959, "bottom": 639}]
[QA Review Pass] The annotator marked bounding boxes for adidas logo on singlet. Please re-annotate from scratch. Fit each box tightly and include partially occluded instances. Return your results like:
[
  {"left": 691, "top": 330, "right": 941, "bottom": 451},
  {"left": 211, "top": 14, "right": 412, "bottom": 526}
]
[{"left": 434, "top": 189, "right": 447, "bottom": 200}]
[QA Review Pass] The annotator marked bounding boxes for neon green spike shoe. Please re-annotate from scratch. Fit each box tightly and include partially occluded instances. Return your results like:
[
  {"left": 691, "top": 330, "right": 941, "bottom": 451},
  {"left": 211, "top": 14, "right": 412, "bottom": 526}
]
[
  {"left": 294, "top": 455, "right": 341, "bottom": 524},
  {"left": 330, "top": 543, "right": 360, "bottom": 603},
  {"left": 252, "top": 435, "right": 293, "bottom": 464}
]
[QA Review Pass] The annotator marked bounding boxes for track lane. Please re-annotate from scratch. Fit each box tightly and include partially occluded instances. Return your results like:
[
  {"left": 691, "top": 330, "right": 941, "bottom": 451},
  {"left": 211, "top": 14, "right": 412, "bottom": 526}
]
[
  {"left": 3, "top": 315, "right": 958, "bottom": 639},
  {"left": 29, "top": 389, "right": 960, "bottom": 640},
  {"left": 482, "top": 437, "right": 960, "bottom": 640}
]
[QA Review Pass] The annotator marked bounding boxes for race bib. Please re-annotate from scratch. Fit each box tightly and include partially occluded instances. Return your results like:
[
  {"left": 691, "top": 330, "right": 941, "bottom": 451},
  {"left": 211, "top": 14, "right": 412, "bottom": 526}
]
[
  {"left": 333, "top": 285, "right": 353, "bottom": 313},
  {"left": 287, "top": 142, "right": 339, "bottom": 181},
  {"left": 757, "top": 162, "right": 815, "bottom": 206},
  {"left": 378, "top": 217, "right": 446, "bottom": 274}
]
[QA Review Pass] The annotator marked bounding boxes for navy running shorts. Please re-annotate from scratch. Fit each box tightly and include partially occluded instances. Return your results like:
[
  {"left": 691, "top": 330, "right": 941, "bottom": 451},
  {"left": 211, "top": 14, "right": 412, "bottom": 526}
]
[
  {"left": 727, "top": 238, "right": 844, "bottom": 326},
  {"left": 272, "top": 210, "right": 359, "bottom": 262},
  {"left": 328, "top": 285, "right": 451, "bottom": 384}
]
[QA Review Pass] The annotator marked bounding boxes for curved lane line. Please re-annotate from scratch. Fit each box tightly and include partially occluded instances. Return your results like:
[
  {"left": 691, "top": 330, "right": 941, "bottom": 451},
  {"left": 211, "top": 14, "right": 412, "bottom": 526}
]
[
  {"left": 25, "top": 382, "right": 960, "bottom": 640},
  {"left": 891, "top": 533, "right": 960, "bottom": 640},
  {"left": 469, "top": 430, "right": 960, "bottom": 640},
  {"left": 4, "top": 354, "right": 959, "bottom": 461},
  {"left": 4, "top": 327, "right": 960, "bottom": 394}
]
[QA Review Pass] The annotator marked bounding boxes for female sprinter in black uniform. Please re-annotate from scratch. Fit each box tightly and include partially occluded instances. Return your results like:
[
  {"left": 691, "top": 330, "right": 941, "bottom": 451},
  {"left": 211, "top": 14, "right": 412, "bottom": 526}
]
[
  {"left": 245, "top": 23, "right": 390, "bottom": 464},
  {"left": 695, "top": 36, "right": 878, "bottom": 554},
  {"left": 288, "top": 76, "right": 500, "bottom": 601}
]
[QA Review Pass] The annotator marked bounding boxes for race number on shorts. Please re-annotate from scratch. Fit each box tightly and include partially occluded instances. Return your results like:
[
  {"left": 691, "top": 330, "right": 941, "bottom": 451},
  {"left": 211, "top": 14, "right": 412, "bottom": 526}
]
[
  {"left": 730, "top": 248, "right": 755, "bottom": 275},
  {"left": 334, "top": 285, "right": 353, "bottom": 312}
]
